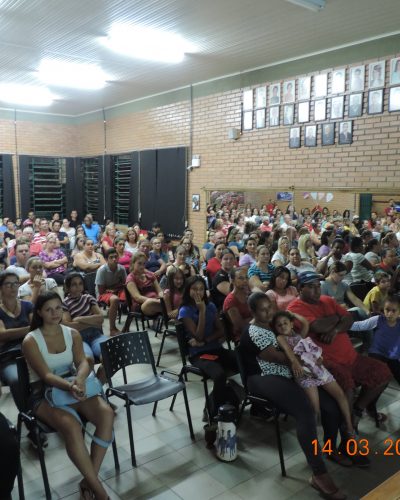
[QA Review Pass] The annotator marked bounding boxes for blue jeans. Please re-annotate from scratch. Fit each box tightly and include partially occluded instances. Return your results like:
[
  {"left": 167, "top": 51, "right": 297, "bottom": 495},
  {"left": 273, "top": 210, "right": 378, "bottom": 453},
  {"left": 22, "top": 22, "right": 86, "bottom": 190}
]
[{"left": 81, "top": 327, "right": 107, "bottom": 361}]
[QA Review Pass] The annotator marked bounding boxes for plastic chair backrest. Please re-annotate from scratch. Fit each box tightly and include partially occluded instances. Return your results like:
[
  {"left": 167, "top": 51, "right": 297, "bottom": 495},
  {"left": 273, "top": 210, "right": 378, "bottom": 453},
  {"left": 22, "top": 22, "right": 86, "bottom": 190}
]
[
  {"left": 234, "top": 344, "right": 249, "bottom": 393},
  {"left": 174, "top": 321, "right": 190, "bottom": 368},
  {"left": 100, "top": 331, "right": 156, "bottom": 385},
  {"left": 15, "top": 356, "right": 31, "bottom": 413},
  {"left": 83, "top": 271, "right": 97, "bottom": 298},
  {"left": 160, "top": 296, "right": 170, "bottom": 325},
  {"left": 124, "top": 285, "right": 134, "bottom": 311}
]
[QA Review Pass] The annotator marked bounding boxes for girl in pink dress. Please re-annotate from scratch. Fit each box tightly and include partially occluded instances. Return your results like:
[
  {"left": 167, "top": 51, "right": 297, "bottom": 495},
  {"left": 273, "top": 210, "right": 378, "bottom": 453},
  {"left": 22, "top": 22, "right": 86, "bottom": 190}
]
[{"left": 272, "top": 311, "right": 355, "bottom": 436}]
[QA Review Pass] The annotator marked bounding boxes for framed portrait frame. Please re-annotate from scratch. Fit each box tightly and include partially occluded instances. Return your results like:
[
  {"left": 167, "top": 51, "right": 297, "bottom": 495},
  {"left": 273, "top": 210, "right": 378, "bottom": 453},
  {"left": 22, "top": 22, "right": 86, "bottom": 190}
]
[
  {"left": 348, "top": 93, "right": 363, "bottom": 118},
  {"left": 331, "top": 68, "right": 345, "bottom": 94},
  {"left": 269, "top": 106, "right": 280, "bottom": 127},
  {"left": 283, "top": 80, "right": 295, "bottom": 103},
  {"left": 243, "top": 89, "right": 254, "bottom": 110},
  {"left": 304, "top": 125, "right": 317, "bottom": 147},
  {"left": 298, "top": 101, "right": 310, "bottom": 123},
  {"left": 298, "top": 76, "right": 311, "bottom": 101},
  {"left": 368, "top": 61, "right": 385, "bottom": 89},
  {"left": 338, "top": 121, "right": 353, "bottom": 145},
  {"left": 242, "top": 110, "right": 253, "bottom": 130},
  {"left": 349, "top": 66, "right": 365, "bottom": 92},
  {"left": 283, "top": 104, "right": 294, "bottom": 125},
  {"left": 255, "top": 87, "right": 267, "bottom": 108},
  {"left": 289, "top": 127, "right": 301, "bottom": 148},
  {"left": 389, "top": 86, "right": 400, "bottom": 112},
  {"left": 269, "top": 84, "right": 281, "bottom": 105},
  {"left": 390, "top": 58, "right": 400, "bottom": 86},
  {"left": 192, "top": 194, "right": 200, "bottom": 211},
  {"left": 368, "top": 89, "right": 384, "bottom": 115},
  {"left": 255, "top": 108, "right": 266, "bottom": 129},
  {"left": 314, "top": 99, "right": 326, "bottom": 121},
  {"left": 314, "top": 73, "right": 328, "bottom": 98},
  {"left": 322, "top": 123, "right": 335, "bottom": 146},
  {"left": 330, "top": 95, "right": 344, "bottom": 120}
]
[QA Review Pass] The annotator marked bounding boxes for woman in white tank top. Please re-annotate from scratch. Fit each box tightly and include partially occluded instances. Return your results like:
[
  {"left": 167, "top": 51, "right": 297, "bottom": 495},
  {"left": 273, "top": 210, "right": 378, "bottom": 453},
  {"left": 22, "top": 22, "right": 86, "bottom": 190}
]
[{"left": 22, "top": 291, "right": 113, "bottom": 500}]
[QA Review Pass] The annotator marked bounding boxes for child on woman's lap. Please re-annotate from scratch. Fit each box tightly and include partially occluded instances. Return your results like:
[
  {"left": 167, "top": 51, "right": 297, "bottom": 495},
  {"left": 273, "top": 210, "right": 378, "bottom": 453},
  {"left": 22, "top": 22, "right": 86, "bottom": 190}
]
[{"left": 272, "top": 311, "right": 355, "bottom": 437}]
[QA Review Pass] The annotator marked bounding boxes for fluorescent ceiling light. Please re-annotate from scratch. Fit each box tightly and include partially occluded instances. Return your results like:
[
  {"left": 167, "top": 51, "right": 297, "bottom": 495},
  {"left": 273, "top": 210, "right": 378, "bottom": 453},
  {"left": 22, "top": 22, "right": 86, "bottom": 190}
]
[
  {"left": 286, "top": 0, "right": 326, "bottom": 12},
  {"left": 38, "top": 59, "right": 108, "bottom": 90},
  {"left": 103, "top": 24, "right": 195, "bottom": 63},
  {"left": 0, "top": 83, "right": 55, "bottom": 106}
]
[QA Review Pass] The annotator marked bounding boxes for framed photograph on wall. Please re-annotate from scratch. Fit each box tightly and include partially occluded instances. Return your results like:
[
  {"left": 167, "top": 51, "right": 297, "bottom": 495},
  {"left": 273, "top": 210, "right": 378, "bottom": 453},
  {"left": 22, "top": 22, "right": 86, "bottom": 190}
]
[
  {"left": 298, "top": 101, "right": 310, "bottom": 123},
  {"left": 304, "top": 125, "right": 317, "bottom": 147},
  {"left": 243, "top": 89, "right": 254, "bottom": 110},
  {"left": 322, "top": 123, "right": 335, "bottom": 146},
  {"left": 331, "top": 68, "right": 346, "bottom": 94},
  {"left": 368, "top": 61, "right": 385, "bottom": 89},
  {"left": 255, "top": 87, "right": 267, "bottom": 108},
  {"left": 269, "top": 84, "right": 281, "bottom": 105},
  {"left": 389, "top": 86, "right": 400, "bottom": 112},
  {"left": 289, "top": 127, "right": 301, "bottom": 148},
  {"left": 390, "top": 58, "right": 400, "bottom": 86},
  {"left": 269, "top": 106, "right": 280, "bottom": 126},
  {"left": 350, "top": 65, "right": 365, "bottom": 92},
  {"left": 192, "top": 194, "right": 200, "bottom": 211},
  {"left": 242, "top": 110, "right": 253, "bottom": 130},
  {"left": 283, "top": 80, "right": 295, "bottom": 103},
  {"left": 368, "top": 89, "right": 384, "bottom": 114},
  {"left": 298, "top": 76, "right": 311, "bottom": 100},
  {"left": 314, "top": 73, "right": 328, "bottom": 98},
  {"left": 330, "top": 95, "right": 344, "bottom": 119},
  {"left": 338, "top": 121, "right": 353, "bottom": 145},
  {"left": 348, "top": 93, "right": 363, "bottom": 117},
  {"left": 283, "top": 104, "right": 294, "bottom": 125},
  {"left": 314, "top": 99, "right": 326, "bottom": 121},
  {"left": 255, "top": 108, "right": 266, "bottom": 128}
]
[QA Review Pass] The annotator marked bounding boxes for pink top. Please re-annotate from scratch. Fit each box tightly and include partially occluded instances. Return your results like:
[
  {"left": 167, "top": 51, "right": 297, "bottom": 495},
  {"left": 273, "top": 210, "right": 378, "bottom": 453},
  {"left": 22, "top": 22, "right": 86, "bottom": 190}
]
[
  {"left": 266, "top": 286, "right": 298, "bottom": 311},
  {"left": 164, "top": 289, "right": 183, "bottom": 310},
  {"left": 117, "top": 251, "right": 132, "bottom": 272},
  {"left": 39, "top": 249, "right": 66, "bottom": 276}
]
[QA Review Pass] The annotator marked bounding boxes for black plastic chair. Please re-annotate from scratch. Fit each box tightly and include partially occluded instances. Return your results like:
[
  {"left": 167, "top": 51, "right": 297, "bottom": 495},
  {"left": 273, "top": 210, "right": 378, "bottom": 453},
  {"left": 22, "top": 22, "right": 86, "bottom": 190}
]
[
  {"left": 235, "top": 344, "right": 286, "bottom": 477},
  {"left": 15, "top": 357, "right": 119, "bottom": 500},
  {"left": 122, "top": 285, "right": 161, "bottom": 333},
  {"left": 219, "top": 311, "right": 234, "bottom": 350},
  {"left": 156, "top": 297, "right": 178, "bottom": 366},
  {"left": 5, "top": 417, "right": 24, "bottom": 500},
  {"left": 170, "top": 322, "right": 212, "bottom": 422},
  {"left": 100, "top": 331, "right": 195, "bottom": 467}
]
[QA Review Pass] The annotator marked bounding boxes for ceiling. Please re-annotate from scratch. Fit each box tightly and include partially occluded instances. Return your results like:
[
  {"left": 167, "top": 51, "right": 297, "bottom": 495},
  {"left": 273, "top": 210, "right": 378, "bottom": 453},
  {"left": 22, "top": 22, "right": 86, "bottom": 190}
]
[{"left": 0, "top": 0, "right": 399, "bottom": 116}]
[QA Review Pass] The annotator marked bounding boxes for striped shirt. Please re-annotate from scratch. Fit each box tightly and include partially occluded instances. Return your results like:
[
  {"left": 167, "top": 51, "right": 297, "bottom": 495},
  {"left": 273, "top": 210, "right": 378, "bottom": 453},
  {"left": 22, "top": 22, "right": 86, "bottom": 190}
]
[{"left": 63, "top": 293, "right": 97, "bottom": 319}]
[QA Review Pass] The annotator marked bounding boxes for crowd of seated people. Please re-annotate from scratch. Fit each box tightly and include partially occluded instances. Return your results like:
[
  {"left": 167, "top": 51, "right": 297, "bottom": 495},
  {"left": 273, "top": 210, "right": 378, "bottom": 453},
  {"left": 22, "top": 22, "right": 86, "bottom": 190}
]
[{"left": 1, "top": 201, "right": 400, "bottom": 499}]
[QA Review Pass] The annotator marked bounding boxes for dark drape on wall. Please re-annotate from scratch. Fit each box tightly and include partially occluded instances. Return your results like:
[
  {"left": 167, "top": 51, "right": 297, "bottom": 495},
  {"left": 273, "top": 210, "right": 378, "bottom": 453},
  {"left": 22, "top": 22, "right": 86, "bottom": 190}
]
[
  {"left": 128, "top": 151, "right": 140, "bottom": 224},
  {"left": 2, "top": 154, "right": 16, "bottom": 219},
  {"left": 65, "top": 157, "right": 83, "bottom": 219},
  {"left": 139, "top": 150, "right": 157, "bottom": 230},
  {"left": 103, "top": 155, "right": 112, "bottom": 223},
  {"left": 18, "top": 155, "right": 30, "bottom": 218},
  {"left": 155, "top": 148, "right": 186, "bottom": 238}
]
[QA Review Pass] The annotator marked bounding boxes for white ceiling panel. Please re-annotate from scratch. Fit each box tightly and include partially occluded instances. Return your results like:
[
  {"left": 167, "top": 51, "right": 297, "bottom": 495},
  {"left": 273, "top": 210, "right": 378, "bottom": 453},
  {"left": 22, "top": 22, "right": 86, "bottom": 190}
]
[{"left": 0, "top": 0, "right": 398, "bottom": 115}]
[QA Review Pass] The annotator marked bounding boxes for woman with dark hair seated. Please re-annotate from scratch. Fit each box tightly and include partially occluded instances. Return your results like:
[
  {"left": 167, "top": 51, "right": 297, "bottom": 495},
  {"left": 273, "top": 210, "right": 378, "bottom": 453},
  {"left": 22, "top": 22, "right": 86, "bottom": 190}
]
[
  {"left": 223, "top": 267, "right": 252, "bottom": 344},
  {"left": 178, "top": 276, "right": 237, "bottom": 418},
  {"left": 126, "top": 252, "right": 163, "bottom": 317},
  {"left": 266, "top": 266, "right": 298, "bottom": 311},
  {"left": 241, "top": 292, "right": 346, "bottom": 499},
  {"left": 210, "top": 250, "right": 236, "bottom": 310},
  {"left": 114, "top": 237, "right": 131, "bottom": 273},
  {"left": 62, "top": 273, "right": 107, "bottom": 374},
  {"left": 180, "top": 236, "right": 201, "bottom": 273},
  {"left": 22, "top": 291, "right": 114, "bottom": 500}
]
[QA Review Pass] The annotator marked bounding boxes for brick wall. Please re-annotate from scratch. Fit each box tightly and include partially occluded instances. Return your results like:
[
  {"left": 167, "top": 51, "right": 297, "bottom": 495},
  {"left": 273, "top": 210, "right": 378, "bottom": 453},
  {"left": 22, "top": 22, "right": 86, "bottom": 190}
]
[{"left": 1, "top": 53, "right": 399, "bottom": 245}]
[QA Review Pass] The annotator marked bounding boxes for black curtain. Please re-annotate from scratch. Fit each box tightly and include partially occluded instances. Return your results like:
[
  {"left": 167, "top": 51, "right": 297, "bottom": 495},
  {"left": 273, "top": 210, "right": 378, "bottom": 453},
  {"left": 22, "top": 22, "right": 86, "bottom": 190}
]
[
  {"left": 128, "top": 151, "right": 140, "bottom": 224},
  {"left": 65, "top": 157, "right": 83, "bottom": 219},
  {"left": 2, "top": 155, "right": 16, "bottom": 219},
  {"left": 18, "top": 155, "right": 30, "bottom": 218}
]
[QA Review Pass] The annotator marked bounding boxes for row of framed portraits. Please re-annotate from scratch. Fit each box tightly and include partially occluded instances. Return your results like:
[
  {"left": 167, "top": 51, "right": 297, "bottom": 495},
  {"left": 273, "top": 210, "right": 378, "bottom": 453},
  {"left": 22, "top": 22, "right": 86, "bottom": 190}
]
[
  {"left": 242, "top": 86, "right": 400, "bottom": 130},
  {"left": 243, "top": 57, "right": 400, "bottom": 109},
  {"left": 289, "top": 121, "right": 353, "bottom": 148}
]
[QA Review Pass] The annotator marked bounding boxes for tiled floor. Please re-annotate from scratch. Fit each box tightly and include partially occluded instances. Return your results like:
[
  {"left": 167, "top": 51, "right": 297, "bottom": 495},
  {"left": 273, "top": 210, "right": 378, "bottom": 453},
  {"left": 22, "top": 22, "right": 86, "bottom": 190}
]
[{"left": 3, "top": 314, "right": 400, "bottom": 500}]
